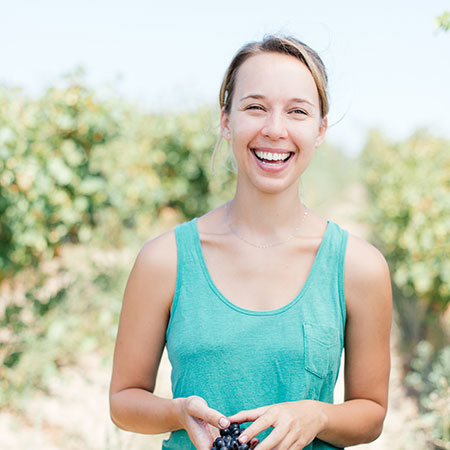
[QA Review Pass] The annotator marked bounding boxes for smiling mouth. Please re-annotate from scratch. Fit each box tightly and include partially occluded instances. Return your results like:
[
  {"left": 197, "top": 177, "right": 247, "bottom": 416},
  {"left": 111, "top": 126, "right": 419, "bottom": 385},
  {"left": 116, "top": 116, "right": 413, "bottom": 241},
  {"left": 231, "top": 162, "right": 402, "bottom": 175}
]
[{"left": 251, "top": 149, "right": 293, "bottom": 164}]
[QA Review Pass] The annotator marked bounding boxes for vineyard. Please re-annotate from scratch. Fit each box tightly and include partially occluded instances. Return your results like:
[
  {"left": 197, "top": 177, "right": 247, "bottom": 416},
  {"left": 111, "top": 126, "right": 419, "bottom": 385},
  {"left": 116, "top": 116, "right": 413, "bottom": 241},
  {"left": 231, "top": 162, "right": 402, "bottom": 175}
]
[{"left": 0, "top": 73, "right": 449, "bottom": 449}]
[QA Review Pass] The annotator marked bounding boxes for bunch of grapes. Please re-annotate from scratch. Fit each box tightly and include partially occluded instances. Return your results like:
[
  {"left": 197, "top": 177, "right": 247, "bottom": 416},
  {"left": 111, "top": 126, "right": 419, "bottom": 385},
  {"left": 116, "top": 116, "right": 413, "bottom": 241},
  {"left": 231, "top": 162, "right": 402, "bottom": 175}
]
[{"left": 211, "top": 423, "right": 251, "bottom": 450}]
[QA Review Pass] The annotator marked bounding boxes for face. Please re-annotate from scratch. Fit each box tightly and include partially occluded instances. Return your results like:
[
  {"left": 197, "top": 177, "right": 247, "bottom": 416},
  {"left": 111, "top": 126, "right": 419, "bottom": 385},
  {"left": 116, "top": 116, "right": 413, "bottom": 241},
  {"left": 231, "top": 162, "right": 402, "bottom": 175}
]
[{"left": 221, "top": 51, "right": 327, "bottom": 195}]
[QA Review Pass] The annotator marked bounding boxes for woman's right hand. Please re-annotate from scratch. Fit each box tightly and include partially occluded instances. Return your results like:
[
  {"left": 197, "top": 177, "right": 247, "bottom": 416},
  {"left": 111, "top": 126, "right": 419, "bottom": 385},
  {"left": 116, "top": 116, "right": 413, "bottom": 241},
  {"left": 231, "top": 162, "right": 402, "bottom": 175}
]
[{"left": 177, "top": 395, "right": 230, "bottom": 450}]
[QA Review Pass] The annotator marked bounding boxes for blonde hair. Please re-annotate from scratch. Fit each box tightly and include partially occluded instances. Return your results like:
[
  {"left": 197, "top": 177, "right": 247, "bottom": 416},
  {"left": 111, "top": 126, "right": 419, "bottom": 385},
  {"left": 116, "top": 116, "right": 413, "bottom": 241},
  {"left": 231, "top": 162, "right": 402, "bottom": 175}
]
[{"left": 211, "top": 35, "right": 329, "bottom": 172}]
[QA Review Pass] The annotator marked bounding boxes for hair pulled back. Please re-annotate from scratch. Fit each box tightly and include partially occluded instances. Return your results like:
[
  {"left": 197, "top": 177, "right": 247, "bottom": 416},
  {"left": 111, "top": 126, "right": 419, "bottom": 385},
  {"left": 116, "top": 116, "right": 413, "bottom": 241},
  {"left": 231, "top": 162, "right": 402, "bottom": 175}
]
[{"left": 219, "top": 35, "right": 329, "bottom": 118}]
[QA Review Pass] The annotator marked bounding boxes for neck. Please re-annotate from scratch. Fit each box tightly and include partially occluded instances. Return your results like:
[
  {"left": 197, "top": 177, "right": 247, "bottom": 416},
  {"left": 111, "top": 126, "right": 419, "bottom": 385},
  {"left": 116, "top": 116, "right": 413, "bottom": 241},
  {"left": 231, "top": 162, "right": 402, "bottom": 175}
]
[{"left": 227, "top": 180, "right": 306, "bottom": 242}]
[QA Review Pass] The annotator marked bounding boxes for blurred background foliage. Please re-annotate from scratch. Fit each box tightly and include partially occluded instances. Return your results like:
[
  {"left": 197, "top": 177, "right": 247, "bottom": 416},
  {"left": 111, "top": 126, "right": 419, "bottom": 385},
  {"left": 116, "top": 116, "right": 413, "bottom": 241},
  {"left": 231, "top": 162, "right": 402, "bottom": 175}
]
[
  {"left": 0, "top": 72, "right": 449, "bottom": 448},
  {"left": 437, "top": 10, "right": 450, "bottom": 32},
  {"left": 361, "top": 130, "right": 449, "bottom": 356},
  {"left": 0, "top": 73, "right": 236, "bottom": 409},
  {"left": 360, "top": 130, "right": 450, "bottom": 448}
]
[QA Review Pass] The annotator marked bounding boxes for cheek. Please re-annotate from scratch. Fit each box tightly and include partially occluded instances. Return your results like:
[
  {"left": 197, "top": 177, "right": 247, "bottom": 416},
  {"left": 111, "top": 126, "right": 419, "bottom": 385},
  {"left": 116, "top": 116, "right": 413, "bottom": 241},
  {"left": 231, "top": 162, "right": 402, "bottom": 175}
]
[
  {"left": 232, "top": 125, "right": 255, "bottom": 146},
  {"left": 230, "top": 114, "right": 262, "bottom": 138},
  {"left": 292, "top": 126, "right": 320, "bottom": 145}
]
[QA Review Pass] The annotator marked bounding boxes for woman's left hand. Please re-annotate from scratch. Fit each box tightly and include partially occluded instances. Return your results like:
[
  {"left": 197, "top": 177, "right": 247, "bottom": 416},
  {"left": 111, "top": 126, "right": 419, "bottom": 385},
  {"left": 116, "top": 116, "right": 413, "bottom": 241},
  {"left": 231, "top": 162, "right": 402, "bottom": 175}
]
[{"left": 227, "top": 400, "right": 328, "bottom": 450}]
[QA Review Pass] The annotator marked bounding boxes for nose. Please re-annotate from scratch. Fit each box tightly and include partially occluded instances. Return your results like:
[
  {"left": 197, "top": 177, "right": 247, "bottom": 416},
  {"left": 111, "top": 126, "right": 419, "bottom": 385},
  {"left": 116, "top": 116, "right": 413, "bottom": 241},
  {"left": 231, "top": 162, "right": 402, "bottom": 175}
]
[{"left": 261, "top": 111, "right": 288, "bottom": 140}]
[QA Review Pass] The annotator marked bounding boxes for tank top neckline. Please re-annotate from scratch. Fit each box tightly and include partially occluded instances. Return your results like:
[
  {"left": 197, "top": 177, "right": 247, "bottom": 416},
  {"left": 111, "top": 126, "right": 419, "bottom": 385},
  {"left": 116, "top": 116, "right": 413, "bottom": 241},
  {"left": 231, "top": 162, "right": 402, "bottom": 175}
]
[{"left": 191, "top": 217, "right": 332, "bottom": 316}]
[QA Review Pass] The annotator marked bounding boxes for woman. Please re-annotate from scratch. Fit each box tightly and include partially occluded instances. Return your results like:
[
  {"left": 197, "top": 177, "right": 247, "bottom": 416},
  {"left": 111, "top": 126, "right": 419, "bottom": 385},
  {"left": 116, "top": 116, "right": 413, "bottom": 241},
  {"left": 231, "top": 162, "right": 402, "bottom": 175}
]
[{"left": 109, "top": 35, "right": 392, "bottom": 450}]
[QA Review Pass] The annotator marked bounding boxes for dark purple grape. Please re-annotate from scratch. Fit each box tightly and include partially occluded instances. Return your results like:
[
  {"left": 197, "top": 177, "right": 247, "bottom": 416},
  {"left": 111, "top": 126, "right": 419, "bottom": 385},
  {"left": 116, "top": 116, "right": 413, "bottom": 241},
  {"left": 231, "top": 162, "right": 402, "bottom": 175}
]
[
  {"left": 211, "top": 423, "right": 247, "bottom": 450},
  {"left": 215, "top": 437, "right": 226, "bottom": 448}
]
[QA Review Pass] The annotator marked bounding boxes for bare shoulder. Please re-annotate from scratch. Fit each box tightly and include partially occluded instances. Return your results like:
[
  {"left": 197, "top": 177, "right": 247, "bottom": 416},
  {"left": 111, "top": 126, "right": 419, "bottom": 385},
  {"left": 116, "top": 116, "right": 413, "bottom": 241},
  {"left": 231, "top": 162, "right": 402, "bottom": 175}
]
[
  {"left": 344, "top": 233, "right": 390, "bottom": 280},
  {"left": 138, "top": 228, "right": 177, "bottom": 272},
  {"left": 343, "top": 232, "right": 393, "bottom": 316},
  {"left": 130, "top": 228, "right": 178, "bottom": 313}
]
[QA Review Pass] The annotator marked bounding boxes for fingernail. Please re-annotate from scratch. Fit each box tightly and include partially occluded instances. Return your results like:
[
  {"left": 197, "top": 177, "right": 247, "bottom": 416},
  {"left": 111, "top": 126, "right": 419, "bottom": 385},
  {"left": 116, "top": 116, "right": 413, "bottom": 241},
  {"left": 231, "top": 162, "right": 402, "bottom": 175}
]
[
  {"left": 219, "top": 417, "right": 230, "bottom": 428},
  {"left": 240, "top": 434, "right": 248, "bottom": 443}
]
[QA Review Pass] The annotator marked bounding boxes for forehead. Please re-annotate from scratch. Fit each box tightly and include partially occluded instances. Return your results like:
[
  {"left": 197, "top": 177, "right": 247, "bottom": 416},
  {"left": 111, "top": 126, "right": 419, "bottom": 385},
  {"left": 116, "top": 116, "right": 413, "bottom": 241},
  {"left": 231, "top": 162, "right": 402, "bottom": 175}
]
[{"left": 234, "top": 52, "right": 319, "bottom": 102}]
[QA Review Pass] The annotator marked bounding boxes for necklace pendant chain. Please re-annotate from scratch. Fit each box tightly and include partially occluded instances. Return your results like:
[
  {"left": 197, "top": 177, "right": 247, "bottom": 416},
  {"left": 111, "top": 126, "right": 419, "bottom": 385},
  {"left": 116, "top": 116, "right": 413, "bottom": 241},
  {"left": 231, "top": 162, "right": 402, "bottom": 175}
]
[{"left": 226, "top": 202, "right": 309, "bottom": 249}]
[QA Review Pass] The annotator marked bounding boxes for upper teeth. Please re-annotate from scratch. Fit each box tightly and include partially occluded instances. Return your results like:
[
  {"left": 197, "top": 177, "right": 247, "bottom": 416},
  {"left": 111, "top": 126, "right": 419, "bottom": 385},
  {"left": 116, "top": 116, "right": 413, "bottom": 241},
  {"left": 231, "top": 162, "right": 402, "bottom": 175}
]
[{"left": 254, "top": 151, "right": 291, "bottom": 161}]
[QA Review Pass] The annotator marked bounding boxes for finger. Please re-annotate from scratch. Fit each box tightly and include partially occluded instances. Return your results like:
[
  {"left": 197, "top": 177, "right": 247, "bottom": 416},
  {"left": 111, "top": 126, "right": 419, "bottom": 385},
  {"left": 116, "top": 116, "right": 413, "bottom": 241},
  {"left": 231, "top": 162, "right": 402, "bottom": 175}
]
[
  {"left": 238, "top": 411, "right": 278, "bottom": 445},
  {"left": 185, "top": 416, "right": 214, "bottom": 450},
  {"left": 263, "top": 429, "right": 299, "bottom": 450},
  {"left": 286, "top": 436, "right": 312, "bottom": 450},
  {"left": 227, "top": 405, "right": 271, "bottom": 424},
  {"left": 209, "top": 423, "right": 221, "bottom": 439},
  {"left": 251, "top": 426, "right": 290, "bottom": 450},
  {"left": 250, "top": 437, "right": 260, "bottom": 449},
  {"left": 186, "top": 397, "right": 230, "bottom": 429},
  {"left": 287, "top": 441, "right": 308, "bottom": 450},
  {"left": 200, "top": 405, "right": 230, "bottom": 429},
  {"left": 189, "top": 432, "right": 212, "bottom": 450}
]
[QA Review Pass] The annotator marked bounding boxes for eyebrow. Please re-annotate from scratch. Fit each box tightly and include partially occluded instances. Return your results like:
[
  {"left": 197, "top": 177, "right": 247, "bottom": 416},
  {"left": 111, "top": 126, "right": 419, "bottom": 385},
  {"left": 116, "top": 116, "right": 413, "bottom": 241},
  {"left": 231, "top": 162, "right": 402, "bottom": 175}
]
[{"left": 239, "top": 94, "right": 315, "bottom": 107}]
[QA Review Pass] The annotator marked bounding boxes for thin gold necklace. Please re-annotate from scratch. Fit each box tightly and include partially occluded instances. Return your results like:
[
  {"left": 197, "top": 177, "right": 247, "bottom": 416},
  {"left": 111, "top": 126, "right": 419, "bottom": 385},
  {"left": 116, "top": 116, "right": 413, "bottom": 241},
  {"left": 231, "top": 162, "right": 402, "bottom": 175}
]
[{"left": 226, "top": 201, "right": 309, "bottom": 249}]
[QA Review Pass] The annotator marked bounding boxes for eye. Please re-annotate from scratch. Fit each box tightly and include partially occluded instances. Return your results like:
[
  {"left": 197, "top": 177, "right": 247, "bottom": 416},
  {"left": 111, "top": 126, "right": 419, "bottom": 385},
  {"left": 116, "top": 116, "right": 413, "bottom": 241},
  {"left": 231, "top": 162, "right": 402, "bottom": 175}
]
[
  {"left": 245, "top": 104, "right": 265, "bottom": 111},
  {"left": 290, "top": 108, "right": 307, "bottom": 115}
]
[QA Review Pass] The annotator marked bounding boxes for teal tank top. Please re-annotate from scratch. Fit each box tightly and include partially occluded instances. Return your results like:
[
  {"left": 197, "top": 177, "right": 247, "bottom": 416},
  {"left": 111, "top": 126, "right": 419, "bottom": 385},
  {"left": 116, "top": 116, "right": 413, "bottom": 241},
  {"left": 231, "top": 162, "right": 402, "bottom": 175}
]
[{"left": 162, "top": 217, "right": 349, "bottom": 450}]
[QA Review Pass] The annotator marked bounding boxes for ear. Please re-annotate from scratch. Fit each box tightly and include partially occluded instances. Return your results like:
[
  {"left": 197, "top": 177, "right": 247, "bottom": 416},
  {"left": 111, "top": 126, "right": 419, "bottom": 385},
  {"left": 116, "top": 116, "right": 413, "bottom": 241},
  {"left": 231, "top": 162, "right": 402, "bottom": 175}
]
[
  {"left": 220, "top": 108, "right": 232, "bottom": 141},
  {"left": 314, "top": 116, "right": 328, "bottom": 148}
]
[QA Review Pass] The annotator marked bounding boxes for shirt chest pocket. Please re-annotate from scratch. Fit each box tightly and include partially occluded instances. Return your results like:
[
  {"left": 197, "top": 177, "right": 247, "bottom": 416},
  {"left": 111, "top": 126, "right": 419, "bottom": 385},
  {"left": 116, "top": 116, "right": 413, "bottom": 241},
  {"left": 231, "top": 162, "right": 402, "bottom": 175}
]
[{"left": 303, "top": 323, "right": 341, "bottom": 378}]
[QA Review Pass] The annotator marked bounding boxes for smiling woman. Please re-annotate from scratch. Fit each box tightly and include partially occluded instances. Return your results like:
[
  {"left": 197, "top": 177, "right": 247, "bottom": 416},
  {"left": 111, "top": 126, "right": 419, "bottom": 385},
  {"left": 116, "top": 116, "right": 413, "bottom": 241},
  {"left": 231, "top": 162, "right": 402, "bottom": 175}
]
[
  {"left": 220, "top": 50, "right": 327, "bottom": 196},
  {"left": 109, "top": 35, "right": 392, "bottom": 450}
]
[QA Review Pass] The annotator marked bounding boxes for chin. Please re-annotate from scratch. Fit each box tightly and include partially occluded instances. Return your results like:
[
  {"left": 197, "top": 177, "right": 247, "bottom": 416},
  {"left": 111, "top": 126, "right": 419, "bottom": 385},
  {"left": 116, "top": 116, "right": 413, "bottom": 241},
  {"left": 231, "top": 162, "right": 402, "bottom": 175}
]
[{"left": 251, "top": 178, "right": 299, "bottom": 196}]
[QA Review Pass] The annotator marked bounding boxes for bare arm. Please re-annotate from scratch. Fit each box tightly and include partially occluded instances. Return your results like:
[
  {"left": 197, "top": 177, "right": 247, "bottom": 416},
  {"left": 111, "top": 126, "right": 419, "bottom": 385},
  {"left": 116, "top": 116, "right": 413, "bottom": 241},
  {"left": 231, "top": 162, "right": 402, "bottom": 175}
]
[
  {"left": 316, "top": 235, "right": 392, "bottom": 446},
  {"left": 109, "top": 230, "right": 229, "bottom": 448},
  {"left": 109, "top": 230, "right": 180, "bottom": 432},
  {"left": 227, "top": 235, "right": 393, "bottom": 449}
]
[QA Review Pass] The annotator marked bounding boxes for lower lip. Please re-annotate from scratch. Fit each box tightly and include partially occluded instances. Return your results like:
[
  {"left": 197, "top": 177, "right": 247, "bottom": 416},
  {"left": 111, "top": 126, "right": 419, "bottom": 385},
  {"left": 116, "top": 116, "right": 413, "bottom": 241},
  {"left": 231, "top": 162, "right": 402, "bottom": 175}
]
[{"left": 250, "top": 149, "right": 294, "bottom": 173}]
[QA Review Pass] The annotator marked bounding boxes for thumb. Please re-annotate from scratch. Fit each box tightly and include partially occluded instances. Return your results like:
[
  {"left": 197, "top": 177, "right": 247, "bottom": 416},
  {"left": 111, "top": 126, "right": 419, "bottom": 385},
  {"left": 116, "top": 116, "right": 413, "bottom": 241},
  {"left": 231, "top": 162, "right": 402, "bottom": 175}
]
[{"left": 186, "top": 396, "right": 230, "bottom": 429}]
